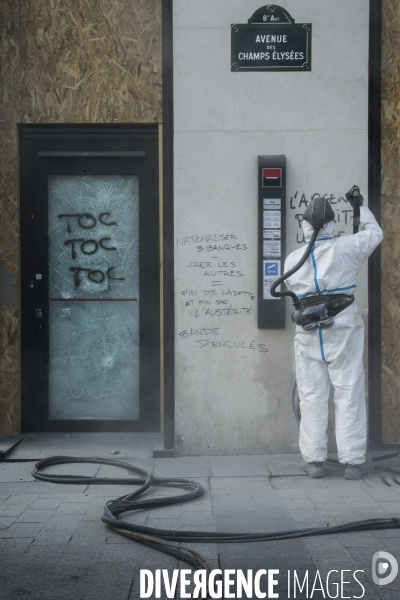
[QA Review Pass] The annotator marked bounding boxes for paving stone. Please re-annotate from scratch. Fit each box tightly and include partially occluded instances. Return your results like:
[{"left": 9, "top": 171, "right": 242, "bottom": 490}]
[
  {"left": 0, "top": 504, "right": 30, "bottom": 517},
  {"left": 154, "top": 456, "right": 211, "bottom": 478},
  {"left": 341, "top": 495, "right": 384, "bottom": 508},
  {"left": 33, "top": 528, "right": 74, "bottom": 545},
  {"left": 96, "top": 458, "right": 156, "bottom": 478},
  {"left": 0, "top": 483, "right": 54, "bottom": 494},
  {"left": 367, "top": 489, "right": 400, "bottom": 501},
  {"left": 215, "top": 515, "right": 294, "bottom": 533},
  {"left": 211, "top": 490, "right": 286, "bottom": 517},
  {"left": 10, "top": 432, "right": 163, "bottom": 460},
  {"left": 302, "top": 537, "right": 353, "bottom": 559},
  {"left": 81, "top": 506, "right": 105, "bottom": 521},
  {"left": 311, "top": 555, "right": 359, "bottom": 573},
  {"left": 180, "top": 511, "right": 215, "bottom": 526},
  {"left": 63, "top": 492, "right": 96, "bottom": 503},
  {"left": 146, "top": 517, "right": 180, "bottom": 530},
  {"left": 311, "top": 493, "right": 345, "bottom": 505},
  {"left": 22, "top": 543, "right": 64, "bottom": 563},
  {"left": 37, "top": 491, "right": 78, "bottom": 499},
  {"left": 2, "top": 521, "right": 45, "bottom": 538},
  {"left": 17, "top": 509, "right": 53, "bottom": 522},
  {"left": 339, "top": 530, "right": 385, "bottom": 547},
  {"left": 100, "top": 540, "right": 140, "bottom": 561},
  {"left": 179, "top": 541, "right": 219, "bottom": 560},
  {"left": 179, "top": 496, "right": 213, "bottom": 512},
  {"left": 319, "top": 504, "right": 391, "bottom": 520},
  {"left": 291, "top": 521, "right": 331, "bottom": 529},
  {"left": 274, "top": 487, "right": 312, "bottom": 499},
  {"left": 378, "top": 536, "right": 400, "bottom": 554},
  {"left": 211, "top": 475, "right": 272, "bottom": 490},
  {"left": 30, "top": 497, "right": 64, "bottom": 510},
  {"left": 85, "top": 484, "right": 142, "bottom": 497},
  {"left": 211, "top": 455, "right": 270, "bottom": 477},
  {"left": 54, "top": 502, "right": 88, "bottom": 515},
  {"left": 3, "top": 493, "right": 39, "bottom": 505},
  {"left": 346, "top": 544, "right": 382, "bottom": 567},
  {"left": 377, "top": 501, "right": 400, "bottom": 513},
  {"left": 44, "top": 513, "right": 83, "bottom": 530},
  {"left": 286, "top": 509, "right": 325, "bottom": 523},
  {"left": 0, "top": 462, "right": 37, "bottom": 482},
  {"left": 70, "top": 518, "right": 109, "bottom": 538},
  {"left": 82, "top": 572, "right": 133, "bottom": 600},
  {"left": 264, "top": 453, "right": 305, "bottom": 476},
  {"left": 281, "top": 498, "right": 317, "bottom": 510},
  {"left": 106, "top": 528, "right": 138, "bottom": 544},
  {"left": 0, "top": 536, "right": 34, "bottom": 555},
  {"left": 140, "top": 504, "right": 181, "bottom": 518},
  {"left": 218, "top": 539, "right": 307, "bottom": 561},
  {"left": 0, "top": 516, "right": 17, "bottom": 529},
  {"left": 372, "top": 528, "right": 400, "bottom": 539}
]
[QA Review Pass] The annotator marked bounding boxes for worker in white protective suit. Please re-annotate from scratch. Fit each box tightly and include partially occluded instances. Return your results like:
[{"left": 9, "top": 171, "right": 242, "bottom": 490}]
[{"left": 284, "top": 190, "right": 383, "bottom": 480}]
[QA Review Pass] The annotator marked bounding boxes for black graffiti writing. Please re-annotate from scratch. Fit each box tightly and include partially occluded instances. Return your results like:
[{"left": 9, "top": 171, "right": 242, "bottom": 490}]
[
  {"left": 289, "top": 191, "right": 350, "bottom": 210},
  {"left": 195, "top": 244, "right": 248, "bottom": 253},
  {"left": 179, "top": 328, "right": 220, "bottom": 339},
  {"left": 99, "top": 212, "right": 117, "bottom": 226},
  {"left": 176, "top": 234, "right": 238, "bottom": 247},
  {"left": 64, "top": 237, "right": 117, "bottom": 260},
  {"left": 194, "top": 339, "right": 268, "bottom": 352},
  {"left": 70, "top": 266, "right": 125, "bottom": 289},
  {"left": 59, "top": 212, "right": 117, "bottom": 233},
  {"left": 194, "top": 305, "right": 252, "bottom": 318}
]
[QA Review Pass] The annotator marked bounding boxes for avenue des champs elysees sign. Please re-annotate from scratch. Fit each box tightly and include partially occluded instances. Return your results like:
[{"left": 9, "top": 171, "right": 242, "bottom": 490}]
[{"left": 231, "top": 5, "right": 312, "bottom": 72}]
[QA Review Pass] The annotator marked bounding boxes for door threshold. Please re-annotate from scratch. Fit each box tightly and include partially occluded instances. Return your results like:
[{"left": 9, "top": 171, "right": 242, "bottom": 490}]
[{"left": 0, "top": 435, "right": 26, "bottom": 461}]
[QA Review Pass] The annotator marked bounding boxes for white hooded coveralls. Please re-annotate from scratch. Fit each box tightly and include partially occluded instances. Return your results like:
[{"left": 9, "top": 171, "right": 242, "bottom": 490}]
[{"left": 284, "top": 206, "right": 383, "bottom": 465}]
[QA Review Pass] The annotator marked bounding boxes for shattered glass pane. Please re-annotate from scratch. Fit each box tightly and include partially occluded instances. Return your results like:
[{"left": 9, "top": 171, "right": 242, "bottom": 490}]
[{"left": 48, "top": 176, "right": 139, "bottom": 420}]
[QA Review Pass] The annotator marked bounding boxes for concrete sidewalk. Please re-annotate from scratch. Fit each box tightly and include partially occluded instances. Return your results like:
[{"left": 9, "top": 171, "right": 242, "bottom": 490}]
[{"left": 1, "top": 441, "right": 400, "bottom": 599}]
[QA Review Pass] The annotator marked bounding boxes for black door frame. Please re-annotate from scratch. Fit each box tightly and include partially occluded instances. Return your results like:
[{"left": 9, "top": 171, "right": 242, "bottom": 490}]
[
  {"left": 19, "top": 124, "right": 162, "bottom": 432},
  {"left": 368, "top": 0, "right": 384, "bottom": 447},
  {"left": 162, "top": 0, "right": 175, "bottom": 450}
]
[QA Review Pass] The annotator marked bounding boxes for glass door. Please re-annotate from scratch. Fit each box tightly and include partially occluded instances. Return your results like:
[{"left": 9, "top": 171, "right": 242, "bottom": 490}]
[
  {"left": 20, "top": 126, "right": 160, "bottom": 432},
  {"left": 48, "top": 175, "right": 140, "bottom": 421}
]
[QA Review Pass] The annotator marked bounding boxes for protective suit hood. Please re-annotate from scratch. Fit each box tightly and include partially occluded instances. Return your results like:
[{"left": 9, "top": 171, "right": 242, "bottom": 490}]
[{"left": 302, "top": 219, "right": 334, "bottom": 241}]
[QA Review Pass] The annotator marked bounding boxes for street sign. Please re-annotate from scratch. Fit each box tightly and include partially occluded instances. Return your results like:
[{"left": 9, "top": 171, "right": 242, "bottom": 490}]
[{"left": 232, "top": 5, "right": 312, "bottom": 72}]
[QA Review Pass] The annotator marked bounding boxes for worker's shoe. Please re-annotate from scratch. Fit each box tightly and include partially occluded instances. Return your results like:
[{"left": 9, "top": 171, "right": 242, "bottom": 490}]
[
  {"left": 344, "top": 457, "right": 374, "bottom": 480},
  {"left": 301, "top": 460, "right": 325, "bottom": 478}
]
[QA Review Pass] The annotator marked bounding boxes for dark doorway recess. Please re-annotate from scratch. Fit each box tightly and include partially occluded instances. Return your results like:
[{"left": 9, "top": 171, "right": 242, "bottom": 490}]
[{"left": 20, "top": 125, "right": 160, "bottom": 433}]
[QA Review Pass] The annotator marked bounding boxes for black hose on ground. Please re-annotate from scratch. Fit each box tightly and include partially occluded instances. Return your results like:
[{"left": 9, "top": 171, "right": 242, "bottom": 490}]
[{"left": 32, "top": 454, "right": 400, "bottom": 579}]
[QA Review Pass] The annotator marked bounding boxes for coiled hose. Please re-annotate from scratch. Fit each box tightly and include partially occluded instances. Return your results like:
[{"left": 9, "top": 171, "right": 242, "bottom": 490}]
[{"left": 33, "top": 454, "right": 400, "bottom": 578}]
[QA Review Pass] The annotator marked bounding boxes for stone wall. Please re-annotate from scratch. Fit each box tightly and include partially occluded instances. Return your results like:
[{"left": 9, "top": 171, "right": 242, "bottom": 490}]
[{"left": 0, "top": 0, "right": 162, "bottom": 434}]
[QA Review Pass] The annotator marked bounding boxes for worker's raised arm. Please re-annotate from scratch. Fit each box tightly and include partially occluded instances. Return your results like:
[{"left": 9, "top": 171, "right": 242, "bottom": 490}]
[{"left": 342, "top": 205, "right": 383, "bottom": 263}]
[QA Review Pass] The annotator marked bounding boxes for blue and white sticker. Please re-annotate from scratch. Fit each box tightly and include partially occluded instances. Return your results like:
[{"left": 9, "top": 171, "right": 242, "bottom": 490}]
[{"left": 263, "top": 260, "right": 281, "bottom": 300}]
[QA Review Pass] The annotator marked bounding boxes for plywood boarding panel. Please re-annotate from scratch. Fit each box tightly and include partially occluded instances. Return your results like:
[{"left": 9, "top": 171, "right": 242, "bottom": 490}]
[
  {"left": 0, "top": 0, "right": 162, "bottom": 435},
  {"left": 381, "top": 0, "right": 400, "bottom": 441},
  {"left": 0, "top": 0, "right": 21, "bottom": 434},
  {"left": 20, "top": 0, "right": 162, "bottom": 123}
]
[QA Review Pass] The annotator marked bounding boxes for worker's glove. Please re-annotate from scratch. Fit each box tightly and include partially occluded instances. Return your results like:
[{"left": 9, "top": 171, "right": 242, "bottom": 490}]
[{"left": 345, "top": 185, "right": 364, "bottom": 208}]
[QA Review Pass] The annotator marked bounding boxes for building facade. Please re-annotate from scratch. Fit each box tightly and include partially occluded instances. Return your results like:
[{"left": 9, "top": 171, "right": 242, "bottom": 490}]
[{"left": 0, "top": 0, "right": 398, "bottom": 455}]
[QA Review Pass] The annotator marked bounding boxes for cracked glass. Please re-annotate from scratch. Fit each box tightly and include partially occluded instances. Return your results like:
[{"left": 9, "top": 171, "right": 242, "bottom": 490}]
[{"left": 48, "top": 175, "right": 139, "bottom": 420}]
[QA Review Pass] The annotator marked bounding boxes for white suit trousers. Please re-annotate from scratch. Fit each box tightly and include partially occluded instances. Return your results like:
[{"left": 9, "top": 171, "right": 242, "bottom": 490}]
[{"left": 295, "top": 309, "right": 366, "bottom": 465}]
